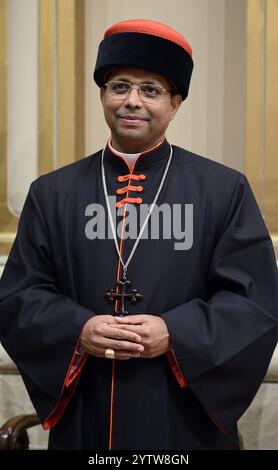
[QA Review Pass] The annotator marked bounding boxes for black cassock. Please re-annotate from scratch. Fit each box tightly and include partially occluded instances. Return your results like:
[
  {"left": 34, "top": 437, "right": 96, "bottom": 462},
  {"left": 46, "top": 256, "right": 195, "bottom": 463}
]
[{"left": 0, "top": 141, "right": 277, "bottom": 450}]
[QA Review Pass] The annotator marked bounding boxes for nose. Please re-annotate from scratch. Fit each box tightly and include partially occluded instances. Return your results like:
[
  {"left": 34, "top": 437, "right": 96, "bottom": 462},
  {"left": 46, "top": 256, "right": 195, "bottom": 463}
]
[{"left": 123, "top": 85, "right": 143, "bottom": 108}]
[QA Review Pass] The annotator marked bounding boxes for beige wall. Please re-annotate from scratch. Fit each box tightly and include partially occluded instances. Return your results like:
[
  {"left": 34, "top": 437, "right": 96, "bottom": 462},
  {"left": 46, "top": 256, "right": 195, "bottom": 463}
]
[
  {"left": 7, "top": 0, "right": 38, "bottom": 216},
  {"left": 85, "top": 0, "right": 246, "bottom": 171}
]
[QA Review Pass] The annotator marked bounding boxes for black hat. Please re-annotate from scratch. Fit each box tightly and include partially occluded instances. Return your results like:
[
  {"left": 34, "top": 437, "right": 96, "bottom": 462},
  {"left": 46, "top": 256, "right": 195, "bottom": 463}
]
[{"left": 93, "top": 19, "right": 193, "bottom": 101}]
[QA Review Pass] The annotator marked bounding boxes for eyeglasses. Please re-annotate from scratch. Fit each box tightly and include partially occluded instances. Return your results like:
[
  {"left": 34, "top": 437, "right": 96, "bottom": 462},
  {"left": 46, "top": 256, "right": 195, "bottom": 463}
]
[{"left": 104, "top": 80, "right": 170, "bottom": 103}]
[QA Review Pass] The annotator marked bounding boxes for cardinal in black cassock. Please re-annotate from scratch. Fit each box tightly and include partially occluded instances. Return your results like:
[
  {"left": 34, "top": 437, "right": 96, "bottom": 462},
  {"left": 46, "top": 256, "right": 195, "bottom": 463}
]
[{"left": 0, "top": 19, "right": 278, "bottom": 450}]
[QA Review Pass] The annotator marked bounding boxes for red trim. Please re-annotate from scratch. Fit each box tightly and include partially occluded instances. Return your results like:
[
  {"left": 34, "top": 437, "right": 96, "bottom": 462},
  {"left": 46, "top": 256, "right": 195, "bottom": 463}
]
[
  {"left": 108, "top": 360, "right": 116, "bottom": 450},
  {"left": 138, "top": 138, "right": 165, "bottom": 156},
  {"left": 167, "top": 348, "right": 188, "bottom": 388},
  {"left": 109, "top": 152, "right": 142, "bottom": 448},
  {"left": 65, "top": 353, "right": 87, "bottom": 387},
  {"left": 108, "top": 137, "right": 164, "bottom": 160},
  {"left": 107, "top": 139, "right": 165, "bottom": 447},
  {"left": 43, "top": 369, "right": 82, "bottom": 430},
  {"left": 43, "top": 342, "right": 88, "bottom": 429},
  {"left": 104, "top": 20, "right": 192, "bottom": 57},
  {"left": 110, "top": 137, "right": 160, "bottom": 207},
  {"left": 206, "top": 409, "right": 227, "bottom": 435},
  {"left": 167, "top": 349, "right": 226, "bottom": 435}
]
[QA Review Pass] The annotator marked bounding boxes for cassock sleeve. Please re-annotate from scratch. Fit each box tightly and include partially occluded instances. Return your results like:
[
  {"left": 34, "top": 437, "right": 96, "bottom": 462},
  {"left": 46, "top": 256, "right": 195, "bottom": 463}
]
[
  {"left": 162, "top": 174, "right": 278, "bottom": 431},
  {"left": 0, "top": 183, "right": 94, "bottom": 426}
]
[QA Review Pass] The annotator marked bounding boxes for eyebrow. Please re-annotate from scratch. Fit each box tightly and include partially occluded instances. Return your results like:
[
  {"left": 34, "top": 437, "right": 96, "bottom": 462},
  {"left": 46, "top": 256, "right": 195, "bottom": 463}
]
[{"left": 112, "top": 77, "right": 161, "bottom": 86}]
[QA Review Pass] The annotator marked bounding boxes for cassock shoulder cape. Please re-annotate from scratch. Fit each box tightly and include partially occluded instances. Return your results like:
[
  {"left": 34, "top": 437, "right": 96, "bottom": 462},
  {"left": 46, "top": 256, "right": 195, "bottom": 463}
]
[{"left": 0, "top": 141, "right": 277, "bottom": 449}]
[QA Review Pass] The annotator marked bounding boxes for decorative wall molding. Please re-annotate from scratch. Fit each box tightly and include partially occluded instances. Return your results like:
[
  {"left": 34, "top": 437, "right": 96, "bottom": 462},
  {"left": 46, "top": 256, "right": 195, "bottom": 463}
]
[
  {"left": 0, "top": 0, "right": 85, "bottom": 257},
  {"left": 246, "top": 0, "right": 278, "bottom": 256},
  {"left": 0, "top": 0, "right": 18, "bottom": 256}
]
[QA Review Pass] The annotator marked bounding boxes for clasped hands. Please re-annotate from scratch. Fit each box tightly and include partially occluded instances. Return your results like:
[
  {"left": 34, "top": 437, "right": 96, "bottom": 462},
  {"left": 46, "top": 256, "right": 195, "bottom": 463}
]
[{"left": 80, "top": 314, "right": 170, "bottom": 360}]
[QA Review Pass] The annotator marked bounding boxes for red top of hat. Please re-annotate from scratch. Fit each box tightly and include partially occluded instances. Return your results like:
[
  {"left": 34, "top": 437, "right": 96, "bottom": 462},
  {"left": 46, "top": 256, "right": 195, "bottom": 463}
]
[{"left": 104, "top": 19, "right": 192, "bottom": 57}]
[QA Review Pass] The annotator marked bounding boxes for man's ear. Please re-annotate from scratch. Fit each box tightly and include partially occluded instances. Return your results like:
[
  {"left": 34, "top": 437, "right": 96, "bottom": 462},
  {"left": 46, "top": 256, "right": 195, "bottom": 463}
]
[{"left": 169, "top": 94, "right": 182, "bottom": 121}]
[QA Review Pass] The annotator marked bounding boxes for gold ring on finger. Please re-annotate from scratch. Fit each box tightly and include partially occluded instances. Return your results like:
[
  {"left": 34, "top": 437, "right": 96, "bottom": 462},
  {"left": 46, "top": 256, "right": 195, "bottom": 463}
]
[{"left": 105, "top": 348, "right": 115, "bottom": 360}]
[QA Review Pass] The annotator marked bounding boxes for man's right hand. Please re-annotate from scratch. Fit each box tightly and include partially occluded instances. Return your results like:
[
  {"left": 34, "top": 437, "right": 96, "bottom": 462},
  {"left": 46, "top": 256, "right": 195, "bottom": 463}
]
[{"left": 80, "top": 315, "right": 144, "bottom": 360}]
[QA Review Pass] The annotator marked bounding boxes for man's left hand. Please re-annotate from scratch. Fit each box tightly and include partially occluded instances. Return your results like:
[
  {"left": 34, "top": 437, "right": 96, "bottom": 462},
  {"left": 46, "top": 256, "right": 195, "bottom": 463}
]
[{"left": 112, "top": 315, "right": 170, "bottom": 359}]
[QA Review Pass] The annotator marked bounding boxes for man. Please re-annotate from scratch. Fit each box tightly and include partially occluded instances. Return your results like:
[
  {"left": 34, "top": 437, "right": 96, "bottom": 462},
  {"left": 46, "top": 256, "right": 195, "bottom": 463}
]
[{"left": 0, "top": 19, "right": 277, "bottom": 450}]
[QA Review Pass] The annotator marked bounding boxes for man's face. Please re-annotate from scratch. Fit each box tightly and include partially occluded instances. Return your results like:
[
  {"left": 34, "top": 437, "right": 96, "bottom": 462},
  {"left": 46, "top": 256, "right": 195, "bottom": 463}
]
[{"left": 100, "top": 68, "right": 182, "bottom": 153}]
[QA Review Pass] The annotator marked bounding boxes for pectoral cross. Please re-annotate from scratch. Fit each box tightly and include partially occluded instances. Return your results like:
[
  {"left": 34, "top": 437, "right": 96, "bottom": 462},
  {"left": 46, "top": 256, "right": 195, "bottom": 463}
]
[{"left": 105, "top": 271, "right": 143, "bottom": 316}]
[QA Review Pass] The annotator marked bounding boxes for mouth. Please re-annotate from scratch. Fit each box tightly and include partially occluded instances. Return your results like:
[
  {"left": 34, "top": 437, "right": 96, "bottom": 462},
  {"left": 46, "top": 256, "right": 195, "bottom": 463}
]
[{"left": 117, "top": 114, "right": 149, "bottom": 125}]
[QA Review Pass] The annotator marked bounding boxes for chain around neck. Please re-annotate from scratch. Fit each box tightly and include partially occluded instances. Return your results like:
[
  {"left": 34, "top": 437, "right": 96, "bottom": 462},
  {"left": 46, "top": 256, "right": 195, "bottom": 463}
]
[{"left": 101, "top": 144, "right": 173, "bottom": 272}]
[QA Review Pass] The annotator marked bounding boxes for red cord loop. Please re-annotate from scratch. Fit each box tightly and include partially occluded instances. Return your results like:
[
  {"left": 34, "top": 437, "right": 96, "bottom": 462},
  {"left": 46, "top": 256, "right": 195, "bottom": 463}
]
[
  {"left": 116, "top": 197, "right": 143, "bottom": 208},
  {"left": 117, "top": 174, "right": 146, "bottom": 183}
]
